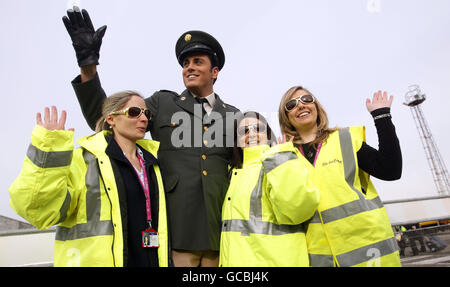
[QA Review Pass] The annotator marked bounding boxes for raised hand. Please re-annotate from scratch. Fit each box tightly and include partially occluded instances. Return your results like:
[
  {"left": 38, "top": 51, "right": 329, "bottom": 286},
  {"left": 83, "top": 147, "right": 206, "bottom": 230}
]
[
  {"left": 36, "top": 106, "right": 74, "bottom": 132},
  {"left": 366, "top": 90, "right": 394, "bottom": 113},
  {"left": 277, "top": 134, "right": 295, "bottom": 145},
  {"left": 62, "top": 7, "right": 107, "bottom": 67}
]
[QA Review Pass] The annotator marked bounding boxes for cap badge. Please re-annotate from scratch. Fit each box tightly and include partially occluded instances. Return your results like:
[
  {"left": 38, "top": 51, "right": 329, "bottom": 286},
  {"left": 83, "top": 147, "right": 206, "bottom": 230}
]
[{"left": 184, "top": 34, "right": 192, "bottom": 42}]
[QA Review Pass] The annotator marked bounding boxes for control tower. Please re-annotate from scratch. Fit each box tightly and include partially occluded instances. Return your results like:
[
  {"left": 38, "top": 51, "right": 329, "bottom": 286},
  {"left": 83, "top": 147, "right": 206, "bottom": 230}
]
[{"left": 404, "top": 85, "right": 450, "bottom": 195}]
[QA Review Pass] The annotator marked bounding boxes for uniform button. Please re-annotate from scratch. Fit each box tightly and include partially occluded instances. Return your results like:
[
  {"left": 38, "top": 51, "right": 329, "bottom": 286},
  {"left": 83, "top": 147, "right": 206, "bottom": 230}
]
[
  {"left": 228, "top": 197, "right": 231, "bottom": 201},
  {"left": 204, "top": 126, "right": 208, "bottom": 131},
  {"left": 203, "top": 140, "right": 208, "bottom": 146},
  {"left": 202, "top": 170, "right": 208, "bottom": 176},
  {"left": 172, "top": 123, "right": 176, "bottom": 127},
  {"left": 202, "top": 154, "right": 207, "bottom": 160},
  {"left": 234, "top": 172, "right": 237, "bottom": 175}
]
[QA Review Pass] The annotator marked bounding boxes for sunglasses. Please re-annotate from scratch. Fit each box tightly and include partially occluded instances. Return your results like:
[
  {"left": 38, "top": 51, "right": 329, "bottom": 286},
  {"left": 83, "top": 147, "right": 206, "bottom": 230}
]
[
  {"left": 285, "top": 94, "right": 315, "bottom": 112},
  {"left": 238, "top": 123, "right": 267, "bottom": 135},
  {"left": 110, "top": 106, "right": 151, "bottom": 120}
]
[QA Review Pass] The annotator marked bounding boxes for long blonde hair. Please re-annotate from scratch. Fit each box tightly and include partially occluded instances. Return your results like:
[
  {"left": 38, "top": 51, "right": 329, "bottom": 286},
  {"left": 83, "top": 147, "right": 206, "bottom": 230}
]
[
  {"left": 278, "top": 86, "right": 337, "bottom": 147},
  {"left": 95, "top": 90, "right": 143, "bottom": 132}
]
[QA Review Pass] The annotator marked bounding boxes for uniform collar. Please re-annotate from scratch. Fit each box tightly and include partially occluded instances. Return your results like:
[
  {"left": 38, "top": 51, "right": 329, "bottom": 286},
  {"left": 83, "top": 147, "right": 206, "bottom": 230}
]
[
  {"left": 191, "top": 91, "right": 216, "bottom": 108},
  {"left": 242, "top": 144, "right": 270, "bottom": 168}
]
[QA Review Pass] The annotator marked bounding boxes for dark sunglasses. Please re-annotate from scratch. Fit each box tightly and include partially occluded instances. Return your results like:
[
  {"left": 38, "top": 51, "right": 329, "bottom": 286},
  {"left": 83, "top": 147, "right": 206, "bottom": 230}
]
[
  {"left": 285, "top": 94, "right": 315, "bottom": 112},
  {"left": 110, "top": 106, "right": 151, "bottom": 120},
  {"left": 238, "top": 123, "right": 267, "bottom": 135}
]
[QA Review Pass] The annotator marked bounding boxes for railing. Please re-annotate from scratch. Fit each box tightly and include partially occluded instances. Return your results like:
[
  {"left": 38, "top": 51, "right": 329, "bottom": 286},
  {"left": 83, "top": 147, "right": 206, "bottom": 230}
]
[
  {"left": 383, "top": 195, "right": 450, "bottom": 226},
  {"left": 0, "top": 228, "right": 55, "bottom": 267},
  {"left": 0, "top": 196, "right": 449, "bottom": 267}
]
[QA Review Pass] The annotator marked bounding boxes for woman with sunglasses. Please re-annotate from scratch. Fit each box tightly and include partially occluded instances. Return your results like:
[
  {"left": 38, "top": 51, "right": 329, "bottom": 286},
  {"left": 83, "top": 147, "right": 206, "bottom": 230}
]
[
  {"left": 219, "top": 111, "right": 319, "bottom": 266},
  {"left": 277, "top": 87, "right": 402, "bottom": 267},
  {"left": 9, "top": 91, "right": 169, "bottom": 267}
]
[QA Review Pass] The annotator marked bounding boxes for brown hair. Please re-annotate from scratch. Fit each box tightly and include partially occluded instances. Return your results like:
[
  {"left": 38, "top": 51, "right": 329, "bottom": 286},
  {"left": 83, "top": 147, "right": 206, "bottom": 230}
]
[
  {"left": 95, "top": 90, "right": 143, "bottom": 132},
  {"left": 278, "top": 86, "right": 337, "bottom": 147},
  {"left": 230, "top": 111, "right": 276, "bottom": 169}
]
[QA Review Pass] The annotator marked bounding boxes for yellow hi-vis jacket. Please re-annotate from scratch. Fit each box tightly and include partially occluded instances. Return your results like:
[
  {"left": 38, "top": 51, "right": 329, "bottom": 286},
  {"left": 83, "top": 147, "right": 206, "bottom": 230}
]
[
  {"left": 9, "top": 125, "right": 169, "bottom": 267},
  {"left": 219, "top": 144, "right": 320, "bottom": 267},
  {"left": 304, "top": 126, "right": 401, "bottom": 267}
]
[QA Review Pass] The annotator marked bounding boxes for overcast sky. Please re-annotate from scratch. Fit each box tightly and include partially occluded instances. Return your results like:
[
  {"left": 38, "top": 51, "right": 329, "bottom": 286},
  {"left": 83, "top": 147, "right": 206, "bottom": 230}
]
[{"left": 1, "top": 0, "right": 449, "bottom": 221}]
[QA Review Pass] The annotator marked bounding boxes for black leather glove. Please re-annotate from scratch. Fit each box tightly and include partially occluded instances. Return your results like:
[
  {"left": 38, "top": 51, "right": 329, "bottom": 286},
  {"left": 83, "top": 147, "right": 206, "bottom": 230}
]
[{"left": 62, "top": 7, "right": 107, "bottom": 67}]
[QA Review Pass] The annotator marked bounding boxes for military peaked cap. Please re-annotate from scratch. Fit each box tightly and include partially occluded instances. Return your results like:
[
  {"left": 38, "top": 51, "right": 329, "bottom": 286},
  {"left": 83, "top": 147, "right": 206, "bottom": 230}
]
[{"left": 175, "top": 30, "right": 225, "bottom": 70}]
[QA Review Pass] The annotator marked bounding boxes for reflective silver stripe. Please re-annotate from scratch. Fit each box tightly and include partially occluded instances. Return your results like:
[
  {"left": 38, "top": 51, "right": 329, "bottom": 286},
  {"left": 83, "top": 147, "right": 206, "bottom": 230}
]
[
  {"left": 310, "top": 129, "right": 397, "bottom": 266},
  {"left": 27, "top": 144, "right": 73, "bottom": 168},
  {"left": 320, "top": 196, "right": 383, "bottom": 224},
  {"left": 308, "top": 211, "right": 322, "bottom": 224},
  {"left": 84, "top": 151, "right": 101, "bottom": 222},
  {"left": 55, "top": 220, "right": 114, "bottom": 241},
  {"left": 55, "top": 150, "right": 113, "bottom": 241},
  {"left": 57, "top": 191, "right": 72, "bottom": 224},
  {"left": 222, "top": 219, "right": 305, "bottom": 236},
  {"left": 262, "top": 151, "right": 297, "bottom": 174},
  {"left": 309, "top": 254, "right": 334, "bottom": 267},
  {"left": 316, "top": 128, "right": 384, "bottom": 224},
  {"left": 249, "top": 169, "right": 264, "bottom": 221},
  {"left": 336, "top": 237, "right": 399, "bottom": 267},
  {"left": 338, "top": 128, "right": 365, "bottom": 200},
  {"left": 223, "top": 166, "right": 304, "bottom": 236}
]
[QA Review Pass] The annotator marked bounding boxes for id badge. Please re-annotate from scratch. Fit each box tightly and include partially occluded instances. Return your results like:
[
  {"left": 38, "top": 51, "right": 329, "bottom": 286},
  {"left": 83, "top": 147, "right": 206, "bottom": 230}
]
[{"left": 142, "top": 229, "right": 159, "bottom": 248}]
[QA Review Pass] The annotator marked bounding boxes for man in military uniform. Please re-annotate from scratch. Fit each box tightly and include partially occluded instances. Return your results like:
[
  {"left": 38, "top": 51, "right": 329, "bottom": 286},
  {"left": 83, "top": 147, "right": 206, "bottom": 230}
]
[{"left": 62, "top": 7, "right": 239, "bottom": 266}]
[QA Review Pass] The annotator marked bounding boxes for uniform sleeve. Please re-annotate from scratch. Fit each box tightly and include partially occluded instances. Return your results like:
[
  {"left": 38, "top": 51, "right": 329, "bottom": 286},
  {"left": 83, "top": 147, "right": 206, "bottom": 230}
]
[
  {"left": 262, "top": 142, "right": 320, "bottom": 225},
  {"left": 71, "top": 73, "right": 107, "bottom": 131},
  {"left": 9, "top": 125, "right": 80, "bottom": 229},
  {"left": 145, "top": 91, "right": 160, "bottom": 133}
]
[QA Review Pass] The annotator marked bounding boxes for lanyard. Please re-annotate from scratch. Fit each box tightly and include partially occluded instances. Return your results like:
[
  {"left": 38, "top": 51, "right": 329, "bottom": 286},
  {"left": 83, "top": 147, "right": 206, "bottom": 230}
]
[
  {"left": 134, "top": 149, "right": 152, "bottom": 229},
  {"left": 298, "top": 142, "right": 322, "bottom": 167}
]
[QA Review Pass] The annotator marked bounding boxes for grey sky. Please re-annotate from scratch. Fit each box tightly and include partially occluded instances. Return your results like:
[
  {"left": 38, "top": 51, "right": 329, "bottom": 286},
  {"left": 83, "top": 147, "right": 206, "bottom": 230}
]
[{"left": 1, "top": 0, "right": 449, "bottom": 221}]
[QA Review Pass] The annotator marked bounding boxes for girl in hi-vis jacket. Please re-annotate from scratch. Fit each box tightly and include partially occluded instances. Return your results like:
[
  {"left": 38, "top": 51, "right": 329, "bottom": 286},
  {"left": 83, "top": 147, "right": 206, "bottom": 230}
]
[
  {"left": 278, "top": 87, "right": 402, "bottom": 267},
  {"left": 219, "top": 111, "right": 319, "bottom": 267},
  {"left": 9, "top": 91, "right": 169, "bottom": 267}
]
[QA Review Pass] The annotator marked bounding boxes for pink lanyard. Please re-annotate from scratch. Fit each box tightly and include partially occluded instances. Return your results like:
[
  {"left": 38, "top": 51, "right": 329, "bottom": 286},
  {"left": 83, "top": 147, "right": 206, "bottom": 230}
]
[
  {"left": 134, "top": 151, "right": 152, "bottom": 228},
  {"left": 298, "top": 142, "right": 322, "bottom": 167}
]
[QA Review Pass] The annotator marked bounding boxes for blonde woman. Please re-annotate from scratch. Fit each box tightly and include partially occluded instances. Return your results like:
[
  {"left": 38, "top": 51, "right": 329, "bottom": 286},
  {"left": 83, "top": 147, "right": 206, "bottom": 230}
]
[
  {"left": 9, "top": 91, "right": 168, "bottom": 267},
  {"left": 277, "top": 87, "right": 402, "bottom": 267}
]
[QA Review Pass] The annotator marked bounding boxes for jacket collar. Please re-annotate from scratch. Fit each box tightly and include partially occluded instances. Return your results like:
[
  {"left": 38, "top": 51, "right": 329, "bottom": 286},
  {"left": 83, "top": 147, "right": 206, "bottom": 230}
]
[
  {"left": 77, "top": 131, "right": 159, "bottom": 165},
  {"left": 175, "top": 89, "right": 229, "bottom": 121},
  {"left": 174, "top": 89, "right": 197, "bottom": 117},
  {"left": 242, "top": 144, "right": 270, "bottom": 168},
  {"left": 191, "top": 91, "right": 216, "bottom": 108}
]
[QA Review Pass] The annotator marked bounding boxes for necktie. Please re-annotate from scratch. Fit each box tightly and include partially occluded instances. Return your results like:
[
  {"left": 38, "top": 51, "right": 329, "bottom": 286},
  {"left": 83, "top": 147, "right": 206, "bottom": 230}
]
[{"left": 196, "top": 97, "right": 208, "bottom": 117}]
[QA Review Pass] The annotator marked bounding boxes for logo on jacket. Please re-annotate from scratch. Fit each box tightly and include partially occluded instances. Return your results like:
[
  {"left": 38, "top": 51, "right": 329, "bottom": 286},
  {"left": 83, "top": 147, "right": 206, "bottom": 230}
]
[{"left": 322, "top": 159, "right": 342, "bottom": 167}]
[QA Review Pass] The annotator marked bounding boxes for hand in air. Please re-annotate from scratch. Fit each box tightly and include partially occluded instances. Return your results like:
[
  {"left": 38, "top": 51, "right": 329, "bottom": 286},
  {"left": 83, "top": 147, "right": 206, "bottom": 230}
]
[
  {"left": 36, "top": 106, "right": 74, "bottom": 132},
  {"left": 62, "top": 7, "right": 107, "bottom": 67},
  {"left": 277, "top": 134, "right": 295, "bottom": 145},
  {"left": 366, "top": 90, "right": 393, "bottom": 113}
]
